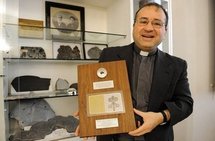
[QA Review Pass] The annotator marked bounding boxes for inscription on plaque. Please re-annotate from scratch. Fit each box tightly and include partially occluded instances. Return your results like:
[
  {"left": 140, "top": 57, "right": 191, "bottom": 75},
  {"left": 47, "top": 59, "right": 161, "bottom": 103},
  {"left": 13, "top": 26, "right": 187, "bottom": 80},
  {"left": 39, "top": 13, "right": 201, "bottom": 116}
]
[
  {"left": 93, "top": 80, "right": 114, "bottom": 90},
  {"left": 95, "top": 118, "right": 119, "bottom": 129}
]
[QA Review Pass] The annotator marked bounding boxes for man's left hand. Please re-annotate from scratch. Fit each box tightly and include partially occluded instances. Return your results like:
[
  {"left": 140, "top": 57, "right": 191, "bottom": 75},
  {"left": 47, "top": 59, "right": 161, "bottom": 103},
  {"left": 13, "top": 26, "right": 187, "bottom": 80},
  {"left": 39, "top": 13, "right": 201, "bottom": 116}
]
[{"left": 128, "top": 108, "right": 163, "bottom": 136}]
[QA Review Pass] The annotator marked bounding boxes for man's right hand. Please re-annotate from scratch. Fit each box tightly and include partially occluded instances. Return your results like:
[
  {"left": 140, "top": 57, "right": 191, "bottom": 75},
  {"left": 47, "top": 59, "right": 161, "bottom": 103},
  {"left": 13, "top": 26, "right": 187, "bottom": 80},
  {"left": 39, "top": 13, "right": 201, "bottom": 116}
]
[
  {"left": 73, "top": 111, "right": 80, "bottom": 136},
  {"left": 73, "top": 111, "right": 96, "bottom": 140}
]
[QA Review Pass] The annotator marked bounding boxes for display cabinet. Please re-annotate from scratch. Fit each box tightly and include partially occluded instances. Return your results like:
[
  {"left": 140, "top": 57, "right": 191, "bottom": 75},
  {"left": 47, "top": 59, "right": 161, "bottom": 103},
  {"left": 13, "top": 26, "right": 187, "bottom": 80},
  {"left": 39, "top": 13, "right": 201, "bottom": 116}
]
[{"left": 1, "top": 22, "right": 126, "bottom": 140}]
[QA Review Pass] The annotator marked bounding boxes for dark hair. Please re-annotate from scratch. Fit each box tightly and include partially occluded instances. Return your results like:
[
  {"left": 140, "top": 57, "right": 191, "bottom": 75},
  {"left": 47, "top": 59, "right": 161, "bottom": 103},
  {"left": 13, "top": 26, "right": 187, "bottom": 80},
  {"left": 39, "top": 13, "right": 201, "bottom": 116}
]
[{"left": 134, "top": 2, "right": 169, "bottom": 29}]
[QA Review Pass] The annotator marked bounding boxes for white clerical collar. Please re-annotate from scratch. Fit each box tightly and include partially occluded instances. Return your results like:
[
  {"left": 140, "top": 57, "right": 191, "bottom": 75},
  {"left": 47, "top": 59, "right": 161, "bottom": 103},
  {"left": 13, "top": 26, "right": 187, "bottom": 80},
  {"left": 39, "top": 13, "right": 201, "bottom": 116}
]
[{"left": 140, "top": 50, "right": 149, "bottom": 56}]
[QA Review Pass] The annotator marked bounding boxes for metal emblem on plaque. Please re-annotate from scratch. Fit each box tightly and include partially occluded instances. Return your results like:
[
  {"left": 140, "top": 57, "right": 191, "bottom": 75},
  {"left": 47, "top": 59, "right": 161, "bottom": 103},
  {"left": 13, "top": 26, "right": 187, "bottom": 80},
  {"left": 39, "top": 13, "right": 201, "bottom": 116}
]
[{"left": 97, "top": 68, "right": 107, "bottom": 78}]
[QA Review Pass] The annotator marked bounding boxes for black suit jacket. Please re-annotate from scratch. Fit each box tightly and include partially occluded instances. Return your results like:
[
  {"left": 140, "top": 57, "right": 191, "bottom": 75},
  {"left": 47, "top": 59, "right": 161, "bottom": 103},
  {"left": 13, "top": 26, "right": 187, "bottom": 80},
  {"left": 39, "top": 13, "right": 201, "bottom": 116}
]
[{"left": 98, "top": 43, "right": 193, "bottom": 141}]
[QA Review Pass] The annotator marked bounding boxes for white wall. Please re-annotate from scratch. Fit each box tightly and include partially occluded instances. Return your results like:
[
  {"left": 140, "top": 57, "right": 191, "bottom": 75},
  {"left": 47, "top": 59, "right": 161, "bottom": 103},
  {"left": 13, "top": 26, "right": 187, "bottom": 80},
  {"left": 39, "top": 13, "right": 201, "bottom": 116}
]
[
  {"left": 172, "top": 0, "right": 215, "bottom": 141},
  {"left": 18, "top": 0, "right": 108, "bottom": 32},
  {"left": 0, "top": 0, "right": 7, "bottom": 139},
  {"left": 107, "top": 0, "right": 133, "bottom": 46}
]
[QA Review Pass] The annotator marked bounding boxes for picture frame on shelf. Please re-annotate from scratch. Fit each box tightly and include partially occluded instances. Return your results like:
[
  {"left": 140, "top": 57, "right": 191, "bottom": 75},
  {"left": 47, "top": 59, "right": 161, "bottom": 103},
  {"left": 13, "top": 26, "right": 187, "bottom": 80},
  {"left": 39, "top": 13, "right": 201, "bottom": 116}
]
[
  {"left": 83, "top": 43, "right": 108, "bottom": 60},
  {"left": 45, "top": 1, "right": 85, "bottom": 41},
  {"left": 52, "top": 41, "right": 84, "bottom": 60},
  {"left": 18, "top": 18, "right": 44, "bottom": 39}
]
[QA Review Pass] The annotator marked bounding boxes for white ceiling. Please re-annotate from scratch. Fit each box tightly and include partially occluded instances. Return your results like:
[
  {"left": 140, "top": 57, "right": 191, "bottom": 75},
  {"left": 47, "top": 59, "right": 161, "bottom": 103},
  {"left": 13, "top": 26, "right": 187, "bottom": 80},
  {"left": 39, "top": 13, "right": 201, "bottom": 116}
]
[{"left": 66, "top": 0, "right": 115, "bottom": 8}]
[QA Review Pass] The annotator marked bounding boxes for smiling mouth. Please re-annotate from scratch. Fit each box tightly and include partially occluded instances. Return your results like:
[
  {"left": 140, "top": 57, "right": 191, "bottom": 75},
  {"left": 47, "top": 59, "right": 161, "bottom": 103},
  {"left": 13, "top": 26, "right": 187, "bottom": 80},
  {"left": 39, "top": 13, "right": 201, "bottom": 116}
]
[
  {"left": 142, "top": 34, "right": 154, "bottom": 38},
  {"left": 141, "top": 35, "right": 155, "bottom": 40}
]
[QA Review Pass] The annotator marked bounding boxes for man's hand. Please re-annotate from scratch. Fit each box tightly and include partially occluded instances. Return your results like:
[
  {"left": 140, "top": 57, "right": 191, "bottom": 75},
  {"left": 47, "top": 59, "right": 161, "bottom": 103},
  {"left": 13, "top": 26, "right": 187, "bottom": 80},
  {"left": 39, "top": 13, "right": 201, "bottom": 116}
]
[
  {"left": 73, "top": 111, "right": 80, "bottom": 136},
  {"left": 128, "top": 108, "right": 164, "bottom": 136},
  {"left": 73, "top": 111, "right": 96, "bottom": 140}
]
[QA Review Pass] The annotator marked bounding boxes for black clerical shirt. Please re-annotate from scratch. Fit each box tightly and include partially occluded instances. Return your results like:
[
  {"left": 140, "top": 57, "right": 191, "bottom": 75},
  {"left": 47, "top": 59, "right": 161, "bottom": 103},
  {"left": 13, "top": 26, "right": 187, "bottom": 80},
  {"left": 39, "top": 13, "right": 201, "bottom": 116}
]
[{"left": 132, "top": 44, "right": 157, "bottom": 112}]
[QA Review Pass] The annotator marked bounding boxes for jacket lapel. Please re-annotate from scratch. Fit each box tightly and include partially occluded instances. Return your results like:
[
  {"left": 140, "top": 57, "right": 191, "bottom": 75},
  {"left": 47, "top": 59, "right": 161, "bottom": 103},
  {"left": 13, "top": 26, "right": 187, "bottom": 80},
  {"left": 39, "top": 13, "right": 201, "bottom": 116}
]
[
  {"left": 116, "top": 43, "right": 134, "bottom": 83},
  {"left": 148, "top": 50, "right": 173, "bottom": 111}
]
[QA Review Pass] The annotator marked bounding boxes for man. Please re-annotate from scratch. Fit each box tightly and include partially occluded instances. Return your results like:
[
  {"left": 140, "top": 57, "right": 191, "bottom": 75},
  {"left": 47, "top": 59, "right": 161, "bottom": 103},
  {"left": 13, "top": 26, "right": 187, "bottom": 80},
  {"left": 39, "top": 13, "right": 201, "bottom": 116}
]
[
  {"left": 97, "top": 2, "right": 193, "bottom": 141},
  {"left": 56, "top": 15, "right": 66, "bottom": 28}
]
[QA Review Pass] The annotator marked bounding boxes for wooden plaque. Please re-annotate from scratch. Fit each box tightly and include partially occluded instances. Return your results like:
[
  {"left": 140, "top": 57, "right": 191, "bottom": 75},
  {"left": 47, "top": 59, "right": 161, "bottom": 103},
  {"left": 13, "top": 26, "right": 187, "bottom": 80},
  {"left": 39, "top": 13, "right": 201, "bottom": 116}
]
[{"left": 78, "top": 60, "right": 136, "bottom": 137}]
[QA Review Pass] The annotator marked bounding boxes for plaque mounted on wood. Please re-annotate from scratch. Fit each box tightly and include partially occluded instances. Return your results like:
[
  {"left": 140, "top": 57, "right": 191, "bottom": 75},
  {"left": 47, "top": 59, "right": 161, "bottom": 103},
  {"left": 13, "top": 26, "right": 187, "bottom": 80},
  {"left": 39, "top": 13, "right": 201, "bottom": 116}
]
[{"left": 78, "top": 60, "right": 136, "bottom": 137}]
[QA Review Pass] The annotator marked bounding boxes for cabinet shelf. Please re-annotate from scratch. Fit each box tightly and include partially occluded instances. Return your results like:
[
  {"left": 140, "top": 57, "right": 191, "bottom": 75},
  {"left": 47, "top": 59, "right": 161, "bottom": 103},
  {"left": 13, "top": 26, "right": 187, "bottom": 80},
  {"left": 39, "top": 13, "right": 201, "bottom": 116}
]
[
  {"left": 3, "top": 23, "right": 126, "bottom": 44},
  {"left": 4, "top": 91, "right": 77, "bottom": 101},
  {"left": 3, "top": 58, "right": 98, "bottom": 63}
]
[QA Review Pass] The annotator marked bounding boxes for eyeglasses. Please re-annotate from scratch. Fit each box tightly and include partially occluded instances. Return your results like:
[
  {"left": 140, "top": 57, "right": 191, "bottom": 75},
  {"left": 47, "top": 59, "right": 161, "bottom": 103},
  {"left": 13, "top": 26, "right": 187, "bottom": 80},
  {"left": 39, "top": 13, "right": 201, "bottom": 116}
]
[{"left": 135, "top": 18, "right": 165, "bottom": 29}]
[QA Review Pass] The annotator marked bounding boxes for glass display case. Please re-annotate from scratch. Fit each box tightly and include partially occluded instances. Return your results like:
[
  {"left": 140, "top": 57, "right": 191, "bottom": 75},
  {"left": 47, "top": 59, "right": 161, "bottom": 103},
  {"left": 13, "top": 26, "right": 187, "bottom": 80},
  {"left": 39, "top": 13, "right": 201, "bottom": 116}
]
[{"left": 2, "top": 22, "right": 126, "bottom": 140}]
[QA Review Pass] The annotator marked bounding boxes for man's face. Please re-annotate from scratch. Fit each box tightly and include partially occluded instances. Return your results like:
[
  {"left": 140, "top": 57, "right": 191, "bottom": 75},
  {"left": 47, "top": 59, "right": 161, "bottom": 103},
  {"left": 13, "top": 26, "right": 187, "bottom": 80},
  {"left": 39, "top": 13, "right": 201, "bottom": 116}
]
[{"left": 133, "top": 6, "right": 167, "bottom": 52}]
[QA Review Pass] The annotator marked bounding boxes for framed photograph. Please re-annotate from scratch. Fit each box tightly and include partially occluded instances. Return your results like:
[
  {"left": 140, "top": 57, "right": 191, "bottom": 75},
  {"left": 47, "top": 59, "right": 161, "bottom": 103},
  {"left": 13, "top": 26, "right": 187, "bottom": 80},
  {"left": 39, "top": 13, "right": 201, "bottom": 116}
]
[
  {"left": 45, "top": 1, "right": 85, "bottom": 41},
  {"left": 18, "top": 18, "right": 44, "bottom": 39},
  {"left": 52, "top": 42, "right": 83, "bottom": 60},
  {"left": 83, "top": 43, "right": 108, "bottom": 60}
]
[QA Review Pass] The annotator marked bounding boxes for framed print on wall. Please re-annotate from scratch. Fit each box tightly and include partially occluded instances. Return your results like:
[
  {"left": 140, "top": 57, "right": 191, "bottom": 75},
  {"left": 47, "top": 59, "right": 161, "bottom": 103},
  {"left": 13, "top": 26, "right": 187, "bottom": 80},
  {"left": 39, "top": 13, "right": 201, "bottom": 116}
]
[
  {"left": 52, "top": 42, "right": 83, "bottom": 60},
  {"left": 45, "top": 1, "right": 85, "bottom": 41},
  {"left": 18, "top": 18, "right": 44, "bottom": 39},
  {"left": 83, "top": 43, "right": 108, "bottom": 60}
]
